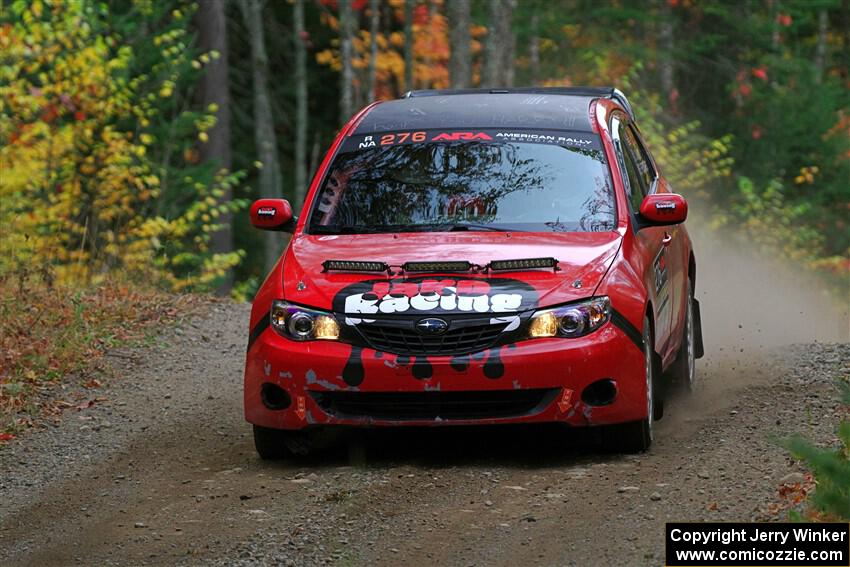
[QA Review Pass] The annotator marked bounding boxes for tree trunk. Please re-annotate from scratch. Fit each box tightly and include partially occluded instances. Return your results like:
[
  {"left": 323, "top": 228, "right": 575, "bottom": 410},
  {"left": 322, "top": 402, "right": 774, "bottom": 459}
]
[
  {"left": 196, "top": 0, "right": 233, "bottom": 293},
  {"left": 404, "top": 0, "right": 414, "bottom": 92},
  {"left": 294, "top": 0, "right": 308, "bottom": 210},
  {"left": 339, "top": 0, "right": 355, "bottom": 122},
  {"left": 239, "top": 0, "right": 285, "bottom": 272},
  {"left": 529, "top": 12, "right": 539, "bottom": 86},
  {"left": 659, "top": 0, "right": 675, "bottom": 106},
  {"left": 484, "top": 0, "right": 514, "bottom": 87},
  {"left": 368, "top": 0, "right": 379, "bottom": 100},
  {"left": 502, "top": 0, "right": 516, "bottom": 87},
  {"left": 483, "top": 0, "right": 502, "bottom": 87},
  {"left": 815, "top": 8, "right": 828, "bottom": 84},
  {"left": 448, "top": 0, "right": 471, "bottom": 88}
]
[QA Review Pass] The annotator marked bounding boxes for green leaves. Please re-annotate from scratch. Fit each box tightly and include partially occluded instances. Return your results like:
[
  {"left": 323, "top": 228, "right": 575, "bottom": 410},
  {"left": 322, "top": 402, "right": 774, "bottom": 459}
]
[{"left": 781, "top": 380, "right": 850, "bottom": 521}]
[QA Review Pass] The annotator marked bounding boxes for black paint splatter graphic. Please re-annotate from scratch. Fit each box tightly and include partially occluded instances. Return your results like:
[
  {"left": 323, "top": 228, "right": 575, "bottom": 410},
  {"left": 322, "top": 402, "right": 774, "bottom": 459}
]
[
  {"left": 342, "top": 346, "right": 365, "bottom": 386},
  {"left": 483, "top": 347, "right": 505, "bottom": 379},
  {"left": 411, "top": 357, "right": 433, "bottom": 380},
  {"left": 450, "top": 355, "right": 470, "bottom": 372}
]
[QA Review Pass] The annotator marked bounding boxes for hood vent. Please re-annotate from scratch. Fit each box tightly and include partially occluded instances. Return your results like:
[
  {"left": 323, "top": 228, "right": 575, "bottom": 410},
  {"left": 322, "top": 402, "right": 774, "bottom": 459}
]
[
  {"left": 322, "top": 260, "right": 389, "bottom": 273},
  {"left": 402, "top": 261, "right": 474, "bottom": 273}
]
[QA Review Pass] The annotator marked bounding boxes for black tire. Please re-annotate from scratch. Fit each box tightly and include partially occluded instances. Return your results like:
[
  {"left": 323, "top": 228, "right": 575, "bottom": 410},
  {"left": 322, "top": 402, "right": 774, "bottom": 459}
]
[
  {"left": 253, "top": 425, "right": 315, "bottom": 460},
  {"left": 602, "top": 316, "right": 655, "bottom": 453},
  {"left": 667, "top": 278, "right": 696, "bottom": 392}
]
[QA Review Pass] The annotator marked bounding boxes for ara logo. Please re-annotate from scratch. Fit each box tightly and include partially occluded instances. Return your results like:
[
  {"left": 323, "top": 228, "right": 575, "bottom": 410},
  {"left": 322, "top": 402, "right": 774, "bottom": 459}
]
[{"left": 432, "top": 132, "right": 494, "bottom": 142}]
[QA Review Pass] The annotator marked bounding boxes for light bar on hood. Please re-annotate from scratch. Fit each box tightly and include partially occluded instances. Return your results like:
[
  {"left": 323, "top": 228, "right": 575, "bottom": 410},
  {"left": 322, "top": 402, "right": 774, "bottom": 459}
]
[
  {"left": 322, "top": 260, "right": 390, "bottom": 273},
  {"left": 402, "top": 261, "right": 473, "bottom": 272},
  {"left": 489, "top": 257, "right": 560, "bottom": 272}
]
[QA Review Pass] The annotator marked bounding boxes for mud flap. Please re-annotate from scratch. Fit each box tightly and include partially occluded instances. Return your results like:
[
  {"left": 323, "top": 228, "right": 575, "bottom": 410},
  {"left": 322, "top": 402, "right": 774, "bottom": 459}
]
[
  {"left": 693, "top": 298, "right": 705, "bottom": 359},
  {"left": 652, "top": 350, "right": 664, "bottom": 421}
]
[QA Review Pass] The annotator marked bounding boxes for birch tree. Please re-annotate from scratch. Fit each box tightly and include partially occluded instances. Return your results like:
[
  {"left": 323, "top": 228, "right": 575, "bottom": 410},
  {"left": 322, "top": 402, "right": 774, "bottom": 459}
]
[
  {"left": 484, "top": 0, "right": 515, "bottom": 87},
  {"left": 294, "top": 0, "right": 308, "bottom": 209},
  {"left": 196, "top": 0, "right": 233, "bottom": 292},
  {"left": 529, "top": 12, "right": 539, "bottom": 86},
  {"left": 659, "top": 0, "right": 675, "bottom": 106},
  {"left": 404, "top": 0, "right": 414, "bottom": 92},
  {"left": 339, "top": 0, "right": 354, "bottom": 121},
  {"left": 368, "top": 0, "right": 379, "bottom": 100},
  {"left": 239, "top": 0, "right": 284, "bottom": 271},
  {"left": 448, "top": 0, "right": 471, "bottom": 88},
  {"left": 815, "top": 9, "right": 828, "bottom": 84}
]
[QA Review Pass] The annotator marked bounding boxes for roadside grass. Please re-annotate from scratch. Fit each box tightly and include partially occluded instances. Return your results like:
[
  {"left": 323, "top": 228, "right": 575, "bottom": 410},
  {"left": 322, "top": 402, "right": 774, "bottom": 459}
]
[
  {"left": 775, "top": 378, "right": 850, "bottom": 522},
  {"left": 0, "top": 274, "right": 208, "bottom": 442}
]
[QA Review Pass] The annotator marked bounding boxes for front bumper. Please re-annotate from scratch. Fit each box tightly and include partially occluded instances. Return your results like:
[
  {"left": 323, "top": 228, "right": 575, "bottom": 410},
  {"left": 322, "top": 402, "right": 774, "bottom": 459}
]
[{"left": 244, "top": 321, "right": 647, "bottom": 430}]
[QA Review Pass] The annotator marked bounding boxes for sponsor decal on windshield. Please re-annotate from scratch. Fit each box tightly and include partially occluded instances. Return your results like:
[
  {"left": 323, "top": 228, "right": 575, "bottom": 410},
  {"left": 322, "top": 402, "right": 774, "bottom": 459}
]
[{"left": 343, "top": 129, "right": 600, "bottom": 152}]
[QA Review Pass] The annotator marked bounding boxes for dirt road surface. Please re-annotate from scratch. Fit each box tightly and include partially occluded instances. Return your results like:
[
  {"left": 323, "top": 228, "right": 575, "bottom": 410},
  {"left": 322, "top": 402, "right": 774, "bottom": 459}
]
[{"left": 1, "top": 227, "right": 848, "bottom": 567}]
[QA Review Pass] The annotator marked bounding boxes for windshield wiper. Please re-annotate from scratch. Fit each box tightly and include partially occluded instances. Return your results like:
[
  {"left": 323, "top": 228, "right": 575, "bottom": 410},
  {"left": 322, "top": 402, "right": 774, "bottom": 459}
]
[
  {"left": 311, "top": 223, "right": 521, "bottom": 234},
  {"left": 311, "top": 225, "right": 387, "bottom": 234},
  {"left": 442, "top": 223, "right": 517, "bottom": 232}
]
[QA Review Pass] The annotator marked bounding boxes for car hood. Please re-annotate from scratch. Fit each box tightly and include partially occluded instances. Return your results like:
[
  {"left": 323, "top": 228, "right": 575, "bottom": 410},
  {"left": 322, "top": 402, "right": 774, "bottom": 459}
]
[{"left": 281, "top": 231, "right": 623, "bottom": 314}]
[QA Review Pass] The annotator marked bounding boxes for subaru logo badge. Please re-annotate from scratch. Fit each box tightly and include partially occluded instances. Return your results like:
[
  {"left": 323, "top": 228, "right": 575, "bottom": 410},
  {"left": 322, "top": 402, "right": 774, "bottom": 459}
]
[{"left": 416, "top": 318, "right": 448, "bottom": 335}]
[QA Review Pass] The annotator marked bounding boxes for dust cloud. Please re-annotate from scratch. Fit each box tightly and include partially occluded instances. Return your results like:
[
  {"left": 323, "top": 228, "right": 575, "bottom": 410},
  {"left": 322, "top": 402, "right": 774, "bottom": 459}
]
[
  {"left": 690, "top": 219, "right": 848, "bottom": 353},
  {"left": 660, "top": 217, "right": 848, "bottom": 425}
]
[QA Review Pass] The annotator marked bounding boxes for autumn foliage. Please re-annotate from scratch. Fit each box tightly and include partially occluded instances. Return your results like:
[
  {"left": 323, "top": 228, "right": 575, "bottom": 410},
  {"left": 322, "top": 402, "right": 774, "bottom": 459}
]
[{"left": 0, "top": 0, "right": 244, "bottom": 291}]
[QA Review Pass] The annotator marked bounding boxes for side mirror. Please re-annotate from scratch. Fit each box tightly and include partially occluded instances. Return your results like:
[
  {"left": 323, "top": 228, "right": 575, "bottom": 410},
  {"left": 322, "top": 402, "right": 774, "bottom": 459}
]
[
  {"left": 639, "top": 193, "right": 688, "bottom": 226},
  {"left": 250, "top": 198, "right": 294, "bottom": 232}
]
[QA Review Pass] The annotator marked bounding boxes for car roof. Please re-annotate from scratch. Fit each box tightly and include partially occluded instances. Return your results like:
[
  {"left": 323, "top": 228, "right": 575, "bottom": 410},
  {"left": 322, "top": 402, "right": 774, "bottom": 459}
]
[{"left": 353, "top": 87, "right": 633, "bottom": 135}]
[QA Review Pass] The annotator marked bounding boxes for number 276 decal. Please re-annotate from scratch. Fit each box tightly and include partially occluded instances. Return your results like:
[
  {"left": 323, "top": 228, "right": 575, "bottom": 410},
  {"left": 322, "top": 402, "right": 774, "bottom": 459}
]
[{"left": 380, "top": 131, "right": 426, "bottom": 145}]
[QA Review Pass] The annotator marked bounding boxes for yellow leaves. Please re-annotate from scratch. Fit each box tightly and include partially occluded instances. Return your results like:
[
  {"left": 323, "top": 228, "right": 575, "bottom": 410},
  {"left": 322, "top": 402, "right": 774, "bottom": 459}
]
[
  {"left": 388, "top": 31, "right": 404, "bottom": 48},
  {"left": 794, "top": 166, "right": 819, "bottom": 185},
  {"left": 0, "top": 1, "right": 242, "bottom": 293},
  {"left": 198, "top": 131, "right": 208, "bottom": 143},
  {"left": 315, "top": 48, "right": 337, "bottom": 69}
]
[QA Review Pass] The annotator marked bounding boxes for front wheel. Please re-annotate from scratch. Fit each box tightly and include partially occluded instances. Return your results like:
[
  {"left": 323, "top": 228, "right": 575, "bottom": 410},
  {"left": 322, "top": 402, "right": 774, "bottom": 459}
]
[{"left": 603, "top": 316, "right": 655, "bottom": 453}]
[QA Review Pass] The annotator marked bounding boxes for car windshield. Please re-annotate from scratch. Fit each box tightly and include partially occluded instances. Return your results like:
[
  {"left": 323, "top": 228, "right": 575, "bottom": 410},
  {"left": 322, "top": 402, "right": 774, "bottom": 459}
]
[{"left": 307, "top": 136, "right": 616, "bottom": 234}]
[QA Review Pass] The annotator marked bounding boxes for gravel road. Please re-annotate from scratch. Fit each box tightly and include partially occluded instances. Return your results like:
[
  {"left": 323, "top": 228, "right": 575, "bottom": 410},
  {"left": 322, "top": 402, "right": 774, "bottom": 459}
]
[{"left": 1, "top": 229, "right": 848, "bottom": 567}]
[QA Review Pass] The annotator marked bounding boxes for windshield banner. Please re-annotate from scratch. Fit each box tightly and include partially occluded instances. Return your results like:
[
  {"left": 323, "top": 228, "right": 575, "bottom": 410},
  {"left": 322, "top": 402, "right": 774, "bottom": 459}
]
[{"left": 341, "top": 129, "right": 601, "bottom": 153}]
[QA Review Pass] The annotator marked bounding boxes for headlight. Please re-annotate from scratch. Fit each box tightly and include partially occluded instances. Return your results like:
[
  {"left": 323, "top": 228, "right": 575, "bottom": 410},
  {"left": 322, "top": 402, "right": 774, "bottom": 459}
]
[
  {"left": 527, "top": 296, "right": 611, "bottom": 339},
  {"left": 270, "top": 300, "right": 340, "bottom": 341}
]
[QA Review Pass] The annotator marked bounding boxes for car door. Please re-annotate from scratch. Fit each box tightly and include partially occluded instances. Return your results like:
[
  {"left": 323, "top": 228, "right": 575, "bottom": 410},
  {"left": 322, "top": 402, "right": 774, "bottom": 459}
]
[
  {"left": 610, "top": 115, "right": 673, "bottom": 349},
  {"left": 630, "top": 125, "right": 686, "bottom": 357}
]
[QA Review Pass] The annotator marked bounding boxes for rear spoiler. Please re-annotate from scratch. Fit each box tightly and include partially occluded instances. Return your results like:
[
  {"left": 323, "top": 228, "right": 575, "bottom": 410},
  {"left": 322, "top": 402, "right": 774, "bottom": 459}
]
[{"left": 402, "top": 86, "right": 635, "bottom": 121}]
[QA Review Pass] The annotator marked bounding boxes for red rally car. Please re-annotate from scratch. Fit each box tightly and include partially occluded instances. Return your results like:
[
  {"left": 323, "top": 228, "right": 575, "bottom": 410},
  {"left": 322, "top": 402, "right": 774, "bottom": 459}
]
[{"left": 244, "top": 87, "right": 704, "bottom": 458}]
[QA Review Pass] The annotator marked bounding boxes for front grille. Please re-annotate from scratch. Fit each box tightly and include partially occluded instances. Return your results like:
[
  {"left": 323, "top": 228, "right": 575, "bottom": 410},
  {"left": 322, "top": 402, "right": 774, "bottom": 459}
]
[
  {"left": 356, "top": 319, "right": 508, "bottom": 356},
  {"left": 310, "top": 389, "right": 558, "bottom": 421}
]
